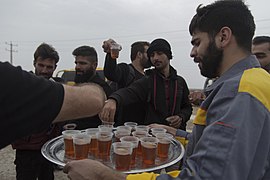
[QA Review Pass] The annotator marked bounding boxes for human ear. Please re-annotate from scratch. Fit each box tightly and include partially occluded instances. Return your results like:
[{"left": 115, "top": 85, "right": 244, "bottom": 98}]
[{"left": 216, "top": 27, "right": 232, "bottom": 48}]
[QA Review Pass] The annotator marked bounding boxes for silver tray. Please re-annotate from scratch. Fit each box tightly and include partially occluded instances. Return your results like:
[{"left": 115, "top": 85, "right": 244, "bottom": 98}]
[{"left": 42, "top": 135, "right": 184, "bottom": 174}]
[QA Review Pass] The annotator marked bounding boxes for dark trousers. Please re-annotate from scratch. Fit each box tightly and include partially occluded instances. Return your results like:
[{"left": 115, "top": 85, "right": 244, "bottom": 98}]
[{"left": 14, "top": 150, "right": 54, "bottom": 180}]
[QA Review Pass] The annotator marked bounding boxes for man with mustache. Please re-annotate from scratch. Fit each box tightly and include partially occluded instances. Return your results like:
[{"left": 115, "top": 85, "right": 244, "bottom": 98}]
[
  {"left": 65, "top": 45, "right": 112, "bottom": 129},
  {"left": 11, "top": 43, "right": 63, "bottom": 180},
  {"left": 63, "top": 1, "right": 270, "bottom": 180}
]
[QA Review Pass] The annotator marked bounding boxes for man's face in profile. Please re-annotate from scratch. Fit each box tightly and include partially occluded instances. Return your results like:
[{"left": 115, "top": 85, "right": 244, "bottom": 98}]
[{"left": 190, "top": 31, "right": 223, "bottom": 78}]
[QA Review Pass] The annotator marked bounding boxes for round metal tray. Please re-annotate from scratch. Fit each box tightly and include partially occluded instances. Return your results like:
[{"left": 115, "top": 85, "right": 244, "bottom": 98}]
[{"left": 42, "top": 135, "right": 184, "bottom": 174}]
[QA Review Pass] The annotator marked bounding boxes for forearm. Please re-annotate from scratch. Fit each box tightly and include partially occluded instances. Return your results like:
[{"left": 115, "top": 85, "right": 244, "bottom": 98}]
[
  {"left": 104, "top": 53, "right": 118, "bottom": 81},
  {"left": 53, "top": 83, "right": 106, "bottom": 123}
]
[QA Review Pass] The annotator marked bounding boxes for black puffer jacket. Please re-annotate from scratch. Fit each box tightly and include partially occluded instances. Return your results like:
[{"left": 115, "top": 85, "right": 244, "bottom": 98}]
[{"left": 110, "top": 66, "right": 192, "bottom": 130}]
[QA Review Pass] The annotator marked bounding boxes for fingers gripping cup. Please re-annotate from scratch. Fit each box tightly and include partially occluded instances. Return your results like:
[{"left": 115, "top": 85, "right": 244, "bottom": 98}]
[
  {"left": 73, "top": 133, "right": 91, "bottom": 160},
  {"left": 140, "top": 137, "right": 159, "bottom": 165},
  {"left": 112, "top": 142, "right": 133, "bottom": 171},
  {"left": 110, "top": 43, "right": 121, "bottom": 59},
  {"left": 62, "top": 130, "right": 80, "bottom": 158}
]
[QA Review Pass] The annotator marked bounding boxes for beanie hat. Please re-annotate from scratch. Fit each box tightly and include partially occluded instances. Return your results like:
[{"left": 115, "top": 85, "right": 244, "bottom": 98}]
[{"left": 147, "top": 38, "right": 172, "bottom": 60}]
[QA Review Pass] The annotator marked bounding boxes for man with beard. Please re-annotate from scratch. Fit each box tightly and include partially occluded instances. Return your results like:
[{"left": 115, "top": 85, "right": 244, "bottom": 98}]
[
  {"left": 252, "top": 36, "right": 270, "bottom": 73},
  {"left": 11, "top": 43, "right": 62, "bottom": 180},
  {"left": 100, "top": 38, "right": 192, "bottom": 130},
  {"left": 63, "top": 1, "right": 270, "bottom": 180},
  {"left": 102, "top": 40, "right": 151, "bottom": 126},
  {"left": 65, "top": 45, "right": 112, "bottom": 129}
]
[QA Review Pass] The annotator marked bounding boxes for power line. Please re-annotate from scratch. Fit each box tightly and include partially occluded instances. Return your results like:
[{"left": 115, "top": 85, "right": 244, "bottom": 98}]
[{"left": 5, "top": 41, "right": 18, "bottom": 65}]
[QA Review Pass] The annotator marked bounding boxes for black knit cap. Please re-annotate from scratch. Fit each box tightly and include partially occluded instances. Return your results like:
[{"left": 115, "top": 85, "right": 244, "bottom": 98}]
[{"left": 147, "top": 38, "right": 172, "bottom": 60}]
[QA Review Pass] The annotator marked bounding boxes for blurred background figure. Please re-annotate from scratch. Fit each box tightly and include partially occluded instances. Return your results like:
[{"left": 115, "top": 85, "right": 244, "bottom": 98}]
[{"left": 252, "top": 36, "right": 270, "bottom": 73}]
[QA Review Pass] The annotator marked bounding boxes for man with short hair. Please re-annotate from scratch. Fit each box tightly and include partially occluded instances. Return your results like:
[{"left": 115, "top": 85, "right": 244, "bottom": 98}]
[
  {"left": 102, "top": 40, "right": 150, "bottom": 125},
  {"left": 12, "top": 43, "right": 62, "bottom": 180},
  {"left": 65, "top": 45, "right": 112, "bottom": 129},
  {"left": 252, "top": 36, "right": 270, "bottom": 73},
  {"left": 63, "top": 1, "right": 270, "bottom": 180},
  {"left": 100, "top": 38, "right": 192, "bottom": 130}
]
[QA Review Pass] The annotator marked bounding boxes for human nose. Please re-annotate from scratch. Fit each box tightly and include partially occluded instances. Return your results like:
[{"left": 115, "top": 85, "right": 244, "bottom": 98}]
[
  {"left": 40, "top": 66, "right": 49, "bottom": 73},
  {"left": 190, "top": 46, "right": 196, "bottom": 58},
  {"left": 75, "top": 64, "right": 81, "bottom": 71}
]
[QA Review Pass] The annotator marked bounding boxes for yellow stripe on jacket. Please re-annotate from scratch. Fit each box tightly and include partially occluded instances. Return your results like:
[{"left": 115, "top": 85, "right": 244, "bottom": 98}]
[
  {"left": 193, "top": 108, "right": 207, "bottom": 125},
  {"left": 239, "top": 68, "right": 270, "bottom": 111}
]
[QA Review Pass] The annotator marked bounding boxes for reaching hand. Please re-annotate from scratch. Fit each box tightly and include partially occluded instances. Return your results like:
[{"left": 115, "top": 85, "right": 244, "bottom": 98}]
[
  {"left": 102, "top": 39, "right": 116, "bottom": 53},
  {"left": 99, "top": 99, "right": 117, "bottom": 122},
  {"left": 63, "top": 159, "right": 126, "bottom": 180},
  {"left": 166, "top": 115, "right": 182, "bottom": 129}
]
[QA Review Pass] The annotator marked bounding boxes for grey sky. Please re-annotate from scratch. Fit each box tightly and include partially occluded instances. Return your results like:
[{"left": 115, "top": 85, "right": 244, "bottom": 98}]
[{"left": 0, "top": 0, "right": 269, "bottom": 88}]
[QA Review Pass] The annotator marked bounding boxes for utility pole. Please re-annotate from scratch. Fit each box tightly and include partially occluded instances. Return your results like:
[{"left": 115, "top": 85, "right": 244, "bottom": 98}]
[{"left": 5, "top": 41, "right": 18, "bottom": 65}]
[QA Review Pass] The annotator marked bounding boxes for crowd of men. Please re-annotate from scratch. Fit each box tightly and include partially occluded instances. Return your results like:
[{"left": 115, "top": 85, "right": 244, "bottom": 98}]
[{"left": 0, "top": 0, "right": 270, "bottom": 180}]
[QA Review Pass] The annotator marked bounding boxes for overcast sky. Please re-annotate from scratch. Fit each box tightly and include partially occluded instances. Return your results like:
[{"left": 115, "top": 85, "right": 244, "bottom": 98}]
[{"left": 0, "top": 0, "right": 269, "bottom": 88}]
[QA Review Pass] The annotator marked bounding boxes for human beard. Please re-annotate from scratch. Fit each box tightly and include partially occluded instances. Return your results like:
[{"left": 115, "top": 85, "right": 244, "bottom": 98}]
[
  {"left": 35, "top": 69, "right": 52, "bottom": 79},
  {"left": 74, "top": 69, "right": 94, "bottom": 83},
  {"left": 200, "top": 40, "right": 223, "bottom": 78}
]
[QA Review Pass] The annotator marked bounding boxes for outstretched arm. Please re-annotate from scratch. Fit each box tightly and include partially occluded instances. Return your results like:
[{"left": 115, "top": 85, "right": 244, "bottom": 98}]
[{"left": 53, "top": 83, "right": 106, "bottom": 123}]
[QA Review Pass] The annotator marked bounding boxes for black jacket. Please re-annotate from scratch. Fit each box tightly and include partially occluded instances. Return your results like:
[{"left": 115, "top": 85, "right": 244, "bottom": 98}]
[
  {"left": 110, "top": 66, "right": 192, "bottom": 130},
  {"left": 104, "top": 53, "right": 146, "bottom": 125}
]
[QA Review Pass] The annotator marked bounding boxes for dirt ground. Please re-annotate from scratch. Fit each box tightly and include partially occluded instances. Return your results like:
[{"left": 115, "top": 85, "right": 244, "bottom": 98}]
[{"left": 0, "top": 107, "right": 197, "bottom": 179}]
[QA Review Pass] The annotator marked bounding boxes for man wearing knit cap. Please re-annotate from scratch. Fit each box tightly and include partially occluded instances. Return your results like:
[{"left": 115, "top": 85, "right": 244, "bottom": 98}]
[{"left": 99, "top": 38, "right": 192, "bottom": 130}]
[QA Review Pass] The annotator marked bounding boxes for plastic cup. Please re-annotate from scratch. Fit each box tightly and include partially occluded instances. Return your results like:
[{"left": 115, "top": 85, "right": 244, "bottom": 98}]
[
  {"left": 101, "top": 120, "right": 115, "bottom": 126},
  {"left": 112, "top": 142, "right": 133, "bottom": 171},
  {"left": 120, "top": 136, "right": 139, "bottom": 165},
  {"left": 110, "top": 43, "right": 121, "bottom": 59},
  {"left": 116, "top": 126, "right": 132, "bottom": 133},
  {"left": 132, "top": 130, "right": 149, "bottom": 155},
  {"left": 86, "top": 128, "right": 99, "bottom": 157},
  {"left": 124, "top": 122, "right": 138, "bottom": 131},
  {"left": 114, "top": 130, "right": 131, "bottom": 142},
  {"left": 63, "top": 123, "right": 77, "bottom": 130},
  {"left": 73, "top": 133, "right": 91, "bottom": 160},
  {"left": 150, "top": 128, "right": 167, "bottom": 137},
  {"left": 96, "top": 131, "right": 113, "bottom": 159},
  {"left": 98, "top": 124, "right": 113, "bottom": 132},
  {"left": 155, "top": 133, "right": 172, "bottom": 158},
  {"left": 140, "top": 137, "right": 159, "bottom": 165},
  {"left": 135, "top": 125, "right": 150, "bottom": 132},
  {"left": 62, "top": 130, "right": 80, "bottom": 158}
]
